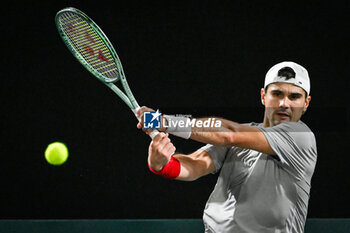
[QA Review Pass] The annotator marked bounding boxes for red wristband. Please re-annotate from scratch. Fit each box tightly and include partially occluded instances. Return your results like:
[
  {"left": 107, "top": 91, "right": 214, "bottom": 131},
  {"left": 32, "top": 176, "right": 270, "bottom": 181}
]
[{"left": 148, "top": 156, "right": 181, "bottom": 179}]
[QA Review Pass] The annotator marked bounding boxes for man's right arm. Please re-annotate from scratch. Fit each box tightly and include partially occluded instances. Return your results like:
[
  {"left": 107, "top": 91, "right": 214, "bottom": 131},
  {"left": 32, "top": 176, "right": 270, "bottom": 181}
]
[
  {"left": 148, "top": 133, "right": 215, "bottom": 181},
  {"left": 175, "top": 149, "right": 215, "bottom": 181}
]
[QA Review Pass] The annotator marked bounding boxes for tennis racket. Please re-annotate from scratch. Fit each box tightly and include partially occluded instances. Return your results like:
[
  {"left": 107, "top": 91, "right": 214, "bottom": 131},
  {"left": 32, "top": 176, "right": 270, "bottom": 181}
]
[{"left": 55, "top": 7, "right": 158, "bottom": 139}]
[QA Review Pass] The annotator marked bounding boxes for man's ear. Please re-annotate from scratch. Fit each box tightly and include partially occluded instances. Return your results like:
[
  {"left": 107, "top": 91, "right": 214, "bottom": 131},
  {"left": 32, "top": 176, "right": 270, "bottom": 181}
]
[
  {"left": 261, "top": 88, "right": 266, "bottom": 106},
  {"left": 303, "top": 95, "right": 311, "bottom": 113}
]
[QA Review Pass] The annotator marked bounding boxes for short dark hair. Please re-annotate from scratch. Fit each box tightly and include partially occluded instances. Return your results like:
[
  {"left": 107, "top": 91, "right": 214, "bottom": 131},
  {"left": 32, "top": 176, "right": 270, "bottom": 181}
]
[
  {"left": 264, "top": 67, "right": 307, "bottom": 97},
  {"left": 277, "top": 67, "right": 296, "bottom": 80}
]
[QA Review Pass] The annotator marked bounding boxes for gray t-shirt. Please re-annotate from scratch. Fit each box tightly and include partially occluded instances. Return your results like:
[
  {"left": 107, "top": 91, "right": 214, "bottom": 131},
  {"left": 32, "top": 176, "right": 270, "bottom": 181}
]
[{"left": 201, "top": 121, "right": 317, "bottom": 233}]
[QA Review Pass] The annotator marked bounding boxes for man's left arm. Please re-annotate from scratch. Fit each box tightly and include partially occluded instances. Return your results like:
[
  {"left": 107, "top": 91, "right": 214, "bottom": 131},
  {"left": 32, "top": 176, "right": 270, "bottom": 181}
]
[
  {"left": 136, "top": 107, "right": 274, "bottom": 155},
  {"left": 189, "top": 118, "right": 275, "bottom": 155}
]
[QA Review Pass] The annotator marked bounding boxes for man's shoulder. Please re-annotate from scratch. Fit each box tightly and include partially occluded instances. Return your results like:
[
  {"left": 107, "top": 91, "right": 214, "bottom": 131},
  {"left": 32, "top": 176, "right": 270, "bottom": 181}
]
[
  {"left": 265, "top": 121, "right": 313, "bottom": 133},
  {"left": 283, "top": 121, "right": 315, "bottom": 137},
  {"left": 242, "top": 121, "right": 313, "bottom": 133},
  {"left": 242, "top": 122, "right": 263, "bottom": 127}
]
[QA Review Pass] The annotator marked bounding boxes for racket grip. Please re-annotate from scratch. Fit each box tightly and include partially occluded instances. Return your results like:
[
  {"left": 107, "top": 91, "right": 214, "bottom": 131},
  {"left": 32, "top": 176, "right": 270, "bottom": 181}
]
[
  {"left": 149, "top": 130, "right": 159, "bottom": 139},
  {"left": 132, "top": 106, "right": 141, "bottom": 120},
  {"left": 132, "top": 106, "right": 160, "bottom": 139}
]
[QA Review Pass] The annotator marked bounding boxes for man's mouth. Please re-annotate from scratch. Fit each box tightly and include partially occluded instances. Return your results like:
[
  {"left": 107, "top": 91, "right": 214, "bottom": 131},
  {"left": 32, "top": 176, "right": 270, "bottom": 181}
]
[{"left": 276, "top": 112, "right": 290, "bottom": 119}]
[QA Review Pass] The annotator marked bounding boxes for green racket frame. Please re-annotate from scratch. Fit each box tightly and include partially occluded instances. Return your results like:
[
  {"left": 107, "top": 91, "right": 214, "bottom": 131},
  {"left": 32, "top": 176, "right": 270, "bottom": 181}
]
[
  {"left": 55, "top": 7, "right": 159, "bottom": 139},
  {"left": 55, "top": 7, "right": 139, "bottom": 112}
]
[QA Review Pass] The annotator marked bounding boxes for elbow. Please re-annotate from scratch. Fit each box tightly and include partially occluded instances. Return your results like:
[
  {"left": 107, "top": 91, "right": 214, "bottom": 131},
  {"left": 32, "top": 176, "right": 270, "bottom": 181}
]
[
  {"left": 183, "top": 176, "right": 199, "bottom": 182},
  {"left": 221, "top": 133, "right": 236, "bottom": 146},
  {"left": 221, "top": 125, "right": 240, "bottom": 146},
  {"left": 218, "top": 121, "right": 240, "bottom": 146},
  {"left": 221, "top": 123, "right": 247, "bottom": 146}
]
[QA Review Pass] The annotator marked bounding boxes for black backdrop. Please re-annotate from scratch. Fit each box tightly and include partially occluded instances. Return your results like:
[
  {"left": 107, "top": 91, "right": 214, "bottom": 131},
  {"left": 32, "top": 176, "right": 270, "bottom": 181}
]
[{"left": 1, "top": 1, "right": 349, "bottom": 219}]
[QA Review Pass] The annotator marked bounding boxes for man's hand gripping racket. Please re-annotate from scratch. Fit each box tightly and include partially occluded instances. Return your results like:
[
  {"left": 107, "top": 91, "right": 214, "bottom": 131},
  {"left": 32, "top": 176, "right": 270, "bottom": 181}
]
[{"left": 55, "top": 7, "right": 159, "bottom": 139}]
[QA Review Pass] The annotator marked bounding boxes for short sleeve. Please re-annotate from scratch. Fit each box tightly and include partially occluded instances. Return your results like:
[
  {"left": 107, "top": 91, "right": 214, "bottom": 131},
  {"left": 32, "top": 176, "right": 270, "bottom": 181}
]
[
  {"left": 200, "top": 144, "right": 229, "bottom": 174},
  {"left": 259, "top": 121, "right": 317, "bottom": 180}
]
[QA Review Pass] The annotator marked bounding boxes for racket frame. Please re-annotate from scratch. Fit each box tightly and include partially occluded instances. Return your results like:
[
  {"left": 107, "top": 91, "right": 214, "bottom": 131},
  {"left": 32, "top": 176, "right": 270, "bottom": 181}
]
[
  {"left": 55, "top": 7, "right": 159, "bottom": 139},
  {"left": 55, "top": 7, "right": 139, "bottom": 112}
]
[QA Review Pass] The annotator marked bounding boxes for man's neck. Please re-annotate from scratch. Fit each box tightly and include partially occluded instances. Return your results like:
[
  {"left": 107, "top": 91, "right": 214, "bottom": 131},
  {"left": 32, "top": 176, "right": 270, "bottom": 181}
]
[{"left": 263, "top": 115, "right": 270, "bottom": 128}]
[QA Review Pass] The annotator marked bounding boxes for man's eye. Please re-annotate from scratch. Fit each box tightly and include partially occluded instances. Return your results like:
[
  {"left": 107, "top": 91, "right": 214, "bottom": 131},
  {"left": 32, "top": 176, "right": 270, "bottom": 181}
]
[
  {"left": 290, "top": 94, "right": 301, "bottom": 99},
  {"left": 273, "top": 92, "right": 281, "bottom": 96}
]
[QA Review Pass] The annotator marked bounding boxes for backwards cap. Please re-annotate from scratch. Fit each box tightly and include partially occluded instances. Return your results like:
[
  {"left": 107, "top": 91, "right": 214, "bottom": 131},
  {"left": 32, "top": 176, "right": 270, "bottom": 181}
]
[{"left": 264, "top": 61, "right": 310, "bottom": 96}]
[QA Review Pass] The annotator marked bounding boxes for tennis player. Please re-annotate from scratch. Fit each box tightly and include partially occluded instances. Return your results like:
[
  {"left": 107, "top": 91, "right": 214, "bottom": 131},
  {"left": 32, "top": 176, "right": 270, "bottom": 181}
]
[{"left": 137, "top": 61, "right": 317, "bottom": 233}]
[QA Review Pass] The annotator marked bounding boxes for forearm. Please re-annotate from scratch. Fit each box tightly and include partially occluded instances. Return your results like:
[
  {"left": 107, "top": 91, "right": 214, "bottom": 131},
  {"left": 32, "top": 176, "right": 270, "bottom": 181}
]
[
  {"left": 149, "top": 149, "right": 215, "bottom": 181},
  {"left": 190, "top": 118, "right": 239, "bottom": 146},
  {"left": 137, "top": 107, "right": 244, "bottom": 147},
  {"left": 174, "top": 116, "right": 273, "bottom": 155},
  {"left": 174, "top": 151, "right": 215, "bottom": 181},
  {"left": 163, "top": 115, "right": 240, "bottom": 147}
]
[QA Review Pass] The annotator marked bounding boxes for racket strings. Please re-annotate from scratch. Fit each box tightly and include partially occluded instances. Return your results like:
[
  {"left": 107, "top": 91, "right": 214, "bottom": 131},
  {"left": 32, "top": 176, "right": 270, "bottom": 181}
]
[{"left": 58, "top": 12, "right": 119, "bottom": 81}]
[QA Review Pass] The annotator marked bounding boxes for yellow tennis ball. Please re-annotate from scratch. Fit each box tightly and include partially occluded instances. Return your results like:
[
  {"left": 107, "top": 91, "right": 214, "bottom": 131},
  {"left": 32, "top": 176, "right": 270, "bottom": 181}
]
[{"left": 45, "top": 142, "right": 69, "bottom": 165}]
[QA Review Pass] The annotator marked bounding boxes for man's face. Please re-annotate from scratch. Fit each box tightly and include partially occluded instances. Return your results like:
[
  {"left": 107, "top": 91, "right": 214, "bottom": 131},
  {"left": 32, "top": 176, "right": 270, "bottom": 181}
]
[{"left": 261, "top": 83, "right": 311, "bottom": 127}]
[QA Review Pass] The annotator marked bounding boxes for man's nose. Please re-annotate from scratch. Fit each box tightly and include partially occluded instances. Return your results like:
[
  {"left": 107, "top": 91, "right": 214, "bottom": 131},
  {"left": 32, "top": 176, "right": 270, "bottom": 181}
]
[{"left": 279, "top": 97, "right": 291, "bottom": 108}]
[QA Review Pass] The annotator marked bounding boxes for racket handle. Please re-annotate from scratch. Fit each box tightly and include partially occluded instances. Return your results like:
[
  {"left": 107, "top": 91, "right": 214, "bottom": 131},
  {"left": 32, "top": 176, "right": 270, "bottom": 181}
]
[
  {"left": 132, "top": 106, "right": 141, "bottom": 120},
  {"left": 132, "top": 106, "right": 160, "bottom": 139},
  {"left": 149, "top": 130, "right": 160, "bottom": 139}
]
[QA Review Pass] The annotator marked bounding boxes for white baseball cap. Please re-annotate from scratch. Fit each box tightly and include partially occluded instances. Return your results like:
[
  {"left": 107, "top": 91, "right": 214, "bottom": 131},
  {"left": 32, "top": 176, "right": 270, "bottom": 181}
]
[{"left": 264, "top": 61, "right": 310, "bottom": 96}]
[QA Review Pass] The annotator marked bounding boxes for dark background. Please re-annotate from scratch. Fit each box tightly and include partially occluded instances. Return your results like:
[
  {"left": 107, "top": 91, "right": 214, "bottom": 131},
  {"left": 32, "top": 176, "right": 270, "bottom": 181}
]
[{"left": 1, "top": 1, "right": 348, "bottom": 219}]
